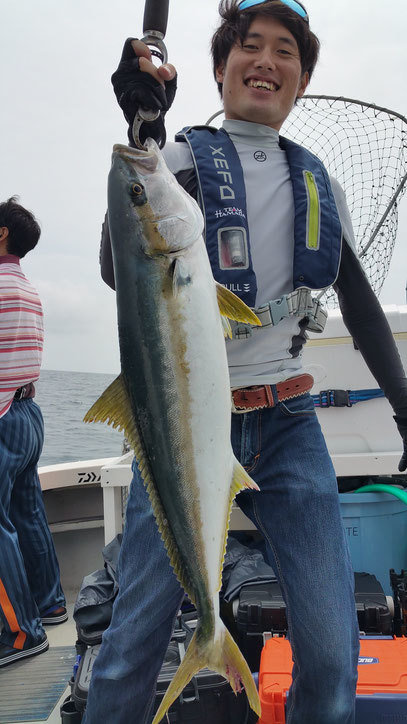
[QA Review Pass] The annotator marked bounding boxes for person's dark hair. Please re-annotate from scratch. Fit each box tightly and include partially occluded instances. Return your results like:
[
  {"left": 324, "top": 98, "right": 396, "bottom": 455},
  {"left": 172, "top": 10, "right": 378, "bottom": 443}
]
[
  {"left": 211, "top": 0, "right": 320, "bottom": 97},
  {"left": 0, "top": 196, "right": 41, "bottom": 258}
]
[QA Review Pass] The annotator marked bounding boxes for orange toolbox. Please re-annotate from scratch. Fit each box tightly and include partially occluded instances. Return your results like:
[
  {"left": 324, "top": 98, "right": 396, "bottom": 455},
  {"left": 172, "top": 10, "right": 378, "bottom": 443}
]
[{"left": 257, "top": 636, "right": 407, "bottom": 723}]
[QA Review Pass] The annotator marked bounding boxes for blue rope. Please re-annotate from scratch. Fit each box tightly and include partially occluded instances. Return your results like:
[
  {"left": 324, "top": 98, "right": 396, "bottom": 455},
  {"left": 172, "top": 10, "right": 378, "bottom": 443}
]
[{"left": 312, "top": 388, "right": 385, "bottom": 408}]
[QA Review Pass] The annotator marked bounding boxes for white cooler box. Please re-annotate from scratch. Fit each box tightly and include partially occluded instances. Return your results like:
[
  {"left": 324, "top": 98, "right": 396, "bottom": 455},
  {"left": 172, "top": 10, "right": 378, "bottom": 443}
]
[{"left": 302, "top": 304, "right": 407, "bottom": 479}]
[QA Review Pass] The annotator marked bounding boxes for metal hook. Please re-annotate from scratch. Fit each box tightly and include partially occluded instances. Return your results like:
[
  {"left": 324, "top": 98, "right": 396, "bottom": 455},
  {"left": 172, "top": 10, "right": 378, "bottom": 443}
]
[{"left": 132, "top": 33, "right": 168, "bottom": 149}]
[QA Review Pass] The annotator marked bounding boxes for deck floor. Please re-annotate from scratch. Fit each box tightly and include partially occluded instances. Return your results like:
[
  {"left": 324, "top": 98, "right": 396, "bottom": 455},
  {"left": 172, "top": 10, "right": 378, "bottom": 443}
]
[{"left": 15, "top": 601, "right": 76, "bottom": 724}]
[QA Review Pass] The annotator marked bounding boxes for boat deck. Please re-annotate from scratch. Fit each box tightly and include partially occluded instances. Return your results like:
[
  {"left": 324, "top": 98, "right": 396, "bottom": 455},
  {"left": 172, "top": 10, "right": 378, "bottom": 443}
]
[{"left": 1, "top": 600, "right": 77, "bottom": 724}]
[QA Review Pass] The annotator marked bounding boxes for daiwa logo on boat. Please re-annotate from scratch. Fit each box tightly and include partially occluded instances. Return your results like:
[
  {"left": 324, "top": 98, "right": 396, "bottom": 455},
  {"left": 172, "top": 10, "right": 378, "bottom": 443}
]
[
  {"left": 358, "top": 656, "right": 379, "bottom": 664},
  {"left": 210, "top": 145, "right": 235, "bottom": 200}
]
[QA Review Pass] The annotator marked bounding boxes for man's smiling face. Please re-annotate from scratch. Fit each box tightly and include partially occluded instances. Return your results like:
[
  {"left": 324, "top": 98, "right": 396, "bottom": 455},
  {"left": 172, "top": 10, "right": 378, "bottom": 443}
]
[{"left": 216, "top": 15, "right": 309, "bottom": 131}]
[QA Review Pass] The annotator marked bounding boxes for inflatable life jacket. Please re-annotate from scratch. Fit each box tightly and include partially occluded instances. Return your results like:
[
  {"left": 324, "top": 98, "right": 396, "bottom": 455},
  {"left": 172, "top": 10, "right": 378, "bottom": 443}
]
[{"left": 175, "top": 126, "right": 342, "bottom": 334}]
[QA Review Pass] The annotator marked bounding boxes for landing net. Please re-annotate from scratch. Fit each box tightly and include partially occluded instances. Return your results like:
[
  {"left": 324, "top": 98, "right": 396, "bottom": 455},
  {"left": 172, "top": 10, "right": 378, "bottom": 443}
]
[{"left": 281, "top": 96, "right": 407, "bottom": 307}]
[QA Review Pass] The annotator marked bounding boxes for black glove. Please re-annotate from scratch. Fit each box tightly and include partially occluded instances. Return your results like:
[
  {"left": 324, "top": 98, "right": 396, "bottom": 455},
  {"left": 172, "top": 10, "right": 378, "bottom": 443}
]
[
  {"left": 394, "top": 415, "right": 407, "bottom": 472},
  {"left": 111, "top": 38, "right": 177, "bottom": 148}
]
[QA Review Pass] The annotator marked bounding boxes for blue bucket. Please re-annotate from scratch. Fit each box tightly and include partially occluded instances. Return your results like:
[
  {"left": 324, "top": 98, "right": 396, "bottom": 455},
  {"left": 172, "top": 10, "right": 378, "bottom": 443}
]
[{"left": 339, "top": 492, "right": 407, "bottom": 595}]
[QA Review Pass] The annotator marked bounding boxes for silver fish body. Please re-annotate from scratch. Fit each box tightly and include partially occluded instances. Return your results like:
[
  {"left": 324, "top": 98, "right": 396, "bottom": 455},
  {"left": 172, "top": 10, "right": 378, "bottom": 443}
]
[{"left": 85, "top": 139, "right": 261, "bottom": 721}]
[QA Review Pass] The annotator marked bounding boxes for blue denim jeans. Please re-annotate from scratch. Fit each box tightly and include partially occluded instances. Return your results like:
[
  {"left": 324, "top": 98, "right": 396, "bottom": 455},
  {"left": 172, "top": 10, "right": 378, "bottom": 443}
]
[{"left": 84, "top": 392, "right": 359, "bottom": 724}]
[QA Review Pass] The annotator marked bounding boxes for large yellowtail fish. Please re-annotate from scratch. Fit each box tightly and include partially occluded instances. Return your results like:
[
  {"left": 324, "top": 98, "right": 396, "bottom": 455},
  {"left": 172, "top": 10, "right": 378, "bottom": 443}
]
[{"left": 84, "top": 139, "right": 261, "bottom": 722}]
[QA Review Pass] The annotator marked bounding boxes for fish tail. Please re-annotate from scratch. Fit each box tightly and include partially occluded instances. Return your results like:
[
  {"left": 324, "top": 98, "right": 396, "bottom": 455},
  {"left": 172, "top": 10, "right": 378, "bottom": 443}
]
[{"left": 151, "top": 621, "right": 261, "bottom": 724}]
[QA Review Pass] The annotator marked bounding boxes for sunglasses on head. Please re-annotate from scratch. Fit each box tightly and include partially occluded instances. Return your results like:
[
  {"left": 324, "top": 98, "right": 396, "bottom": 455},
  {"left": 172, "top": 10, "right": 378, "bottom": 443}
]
[{"left": 238, "top": 0, "right": 309, "bottom": 23}]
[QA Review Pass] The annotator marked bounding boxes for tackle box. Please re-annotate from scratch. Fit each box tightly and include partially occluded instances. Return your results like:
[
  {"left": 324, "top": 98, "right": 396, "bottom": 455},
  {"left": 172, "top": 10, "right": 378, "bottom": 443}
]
[
  {"left": 231, "top": 573, "right": 392, "bottom": 672},
  {"left": 61, "top": 616, "right": 256, "bottom": 724},
  {"left": 70, "top": 644, "right": 100, "bottom": 714},
  {"left": 233, "top": 580, "right": 287, "bottom": 672},
  {"left": 257, "top": 636, "right": 407, "bottom": 723},
  {"left": 355, "top": 571, "right": 393, "bottom": 635},
  {"left": 391, "top": 568, "right": 407, "bottom": 636}
]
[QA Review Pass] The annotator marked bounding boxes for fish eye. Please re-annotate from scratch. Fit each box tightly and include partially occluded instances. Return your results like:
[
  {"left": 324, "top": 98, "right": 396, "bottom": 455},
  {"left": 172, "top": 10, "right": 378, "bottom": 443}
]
[{"left": 131, "top": 183, "right": 144, "bottom": 196}]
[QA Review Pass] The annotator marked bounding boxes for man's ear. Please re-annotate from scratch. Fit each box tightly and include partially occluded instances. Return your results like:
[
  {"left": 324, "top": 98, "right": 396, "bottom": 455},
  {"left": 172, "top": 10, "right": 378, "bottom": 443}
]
[
  {"left": 215, "top": 64, "right": 224, "bottom": 84},
  {"left": 297, "top": 71, "right": 309, "bottom": 100},
  {"left": 0, "top": 227, "right": 9, "bottom": 242}
]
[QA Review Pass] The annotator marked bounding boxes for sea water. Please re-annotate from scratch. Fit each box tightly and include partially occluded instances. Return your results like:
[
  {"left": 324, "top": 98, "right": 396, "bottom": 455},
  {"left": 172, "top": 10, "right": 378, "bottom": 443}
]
[{"left": 36, "top": 369, "right": 124, "bottom": 466}]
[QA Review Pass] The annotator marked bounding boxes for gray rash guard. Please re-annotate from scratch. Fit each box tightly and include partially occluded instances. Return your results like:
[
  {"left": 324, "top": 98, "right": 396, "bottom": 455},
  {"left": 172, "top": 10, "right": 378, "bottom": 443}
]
[{"left": 100, "top": 120, "right": 407, "bottom": 418}]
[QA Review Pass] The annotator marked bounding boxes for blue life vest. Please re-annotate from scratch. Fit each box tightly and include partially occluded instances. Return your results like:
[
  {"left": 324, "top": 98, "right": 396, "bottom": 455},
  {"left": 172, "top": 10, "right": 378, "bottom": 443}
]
[{"left": 175, "top": 126, "right": 342, "bottom": 307}]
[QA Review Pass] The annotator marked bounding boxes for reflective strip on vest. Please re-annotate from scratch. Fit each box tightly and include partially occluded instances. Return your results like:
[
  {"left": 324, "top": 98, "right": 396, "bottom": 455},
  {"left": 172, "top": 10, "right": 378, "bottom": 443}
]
[{"left": 303, "top": 171, "right": 321, "bottom": 251}]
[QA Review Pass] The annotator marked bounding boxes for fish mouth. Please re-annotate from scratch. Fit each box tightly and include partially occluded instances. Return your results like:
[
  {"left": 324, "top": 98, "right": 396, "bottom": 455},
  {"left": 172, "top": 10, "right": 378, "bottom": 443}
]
[
  {"left": 113, "top": 142, "right": 155, "bottom": 158},
  {"left": 112, "top": 141, "right": 160, "bottom": 174}
]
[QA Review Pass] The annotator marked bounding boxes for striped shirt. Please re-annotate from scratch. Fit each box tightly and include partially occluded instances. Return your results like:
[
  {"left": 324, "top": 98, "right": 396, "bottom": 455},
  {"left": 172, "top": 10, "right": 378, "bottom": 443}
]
[{"left": 0, "top": 255, "right": 43, "bottom": 418}]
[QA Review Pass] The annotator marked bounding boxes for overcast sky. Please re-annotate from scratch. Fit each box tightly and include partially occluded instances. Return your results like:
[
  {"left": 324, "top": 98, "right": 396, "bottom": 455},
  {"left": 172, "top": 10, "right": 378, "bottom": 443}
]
[{"left": 1, "top": 0, "right": 406, "bottom": 374}]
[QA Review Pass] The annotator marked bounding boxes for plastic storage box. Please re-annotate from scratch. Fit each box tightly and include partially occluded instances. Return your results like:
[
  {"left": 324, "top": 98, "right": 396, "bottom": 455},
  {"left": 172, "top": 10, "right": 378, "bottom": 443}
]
[
  {"left": 257, "top": 636, "right": 407, "bottom": 724},
  {"left": 231, "top": 573, "right": 391, "bottom": 672},
  {"left": 339, "top": 492, "right": 407, "bottom": 594}
]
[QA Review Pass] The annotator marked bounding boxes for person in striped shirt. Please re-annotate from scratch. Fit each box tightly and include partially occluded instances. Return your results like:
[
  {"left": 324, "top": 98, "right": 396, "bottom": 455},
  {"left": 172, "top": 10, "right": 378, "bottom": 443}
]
[{"left": 0, "top": 197, "right": 66, "bottom": 667}]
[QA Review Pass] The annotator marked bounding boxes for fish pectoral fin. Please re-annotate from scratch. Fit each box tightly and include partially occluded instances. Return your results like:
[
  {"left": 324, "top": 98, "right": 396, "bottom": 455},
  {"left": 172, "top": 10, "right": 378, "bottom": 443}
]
[
  {"left": 151, "top": 623, "right": 261, "bottom": 724},
  {"left": 221, "top": 315, "right": 232, "bottom": 339},
  {"left": 172, "top": 257, "right": 192, "bottom": 297},
  {"left": 216, "top": 282, "right": 261, "bottom": 326},
  {"left": 232, "top": 458, "right": 260, "bottom": 496}
]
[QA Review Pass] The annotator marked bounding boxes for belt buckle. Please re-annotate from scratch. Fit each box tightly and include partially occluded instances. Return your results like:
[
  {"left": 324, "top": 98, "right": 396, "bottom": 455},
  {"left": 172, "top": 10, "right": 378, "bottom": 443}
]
[
  {"left": 15, "top": 386, "right": 26, "bottom": 400},
  {"left": 268, "top": 297, "right": 290, "bottom": 326}
]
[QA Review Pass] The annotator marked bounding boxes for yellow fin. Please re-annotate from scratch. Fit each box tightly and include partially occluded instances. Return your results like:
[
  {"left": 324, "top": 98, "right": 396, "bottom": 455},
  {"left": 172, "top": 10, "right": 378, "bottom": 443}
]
[
  {"left": 221, "top": 315, "right": 232, "bottom": 339},
  {"left": 83, "top": 373, "right": 149, "bottom": 486},
  {"left": 216, "top": 282, "right": 261, "bottom": 326},
  {"left": 151, "top": 622, "right": 261, "bottom": 724},
  {"left": 84, "top": 373, "right": 196, "bottom": 603},
  {"left": 231, "top": 458, "right": 260, "bottom": 495},
  {"left": 218, "top": 458, "right": 260, "bottom": 590},
  {"left": 83, "top": 373, "right": 136, "bottom": 438}
]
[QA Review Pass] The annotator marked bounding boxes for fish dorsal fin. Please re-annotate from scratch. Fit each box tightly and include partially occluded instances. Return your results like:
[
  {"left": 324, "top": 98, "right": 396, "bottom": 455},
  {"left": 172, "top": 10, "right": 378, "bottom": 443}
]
[
  {"left": 216, "top": 282, "right": 261, "bottom": 326},
  {"left": 218, "top": 457, "right": 260, "bottom": 591},
  {"left": 84, "top": 373, "right": 196, "bottom": 604}
]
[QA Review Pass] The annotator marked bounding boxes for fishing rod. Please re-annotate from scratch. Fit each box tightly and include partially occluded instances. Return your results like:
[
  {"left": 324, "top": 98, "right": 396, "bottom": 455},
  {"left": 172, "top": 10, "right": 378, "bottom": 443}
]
[{"left": 132, "top": 0, "right": 169, "bottom": 148}]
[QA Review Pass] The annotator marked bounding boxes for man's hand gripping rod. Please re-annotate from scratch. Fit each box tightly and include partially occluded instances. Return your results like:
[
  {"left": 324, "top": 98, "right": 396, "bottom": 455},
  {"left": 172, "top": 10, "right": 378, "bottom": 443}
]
[{"left": 133, "top": 0, "right": 169, "bottom": 148}]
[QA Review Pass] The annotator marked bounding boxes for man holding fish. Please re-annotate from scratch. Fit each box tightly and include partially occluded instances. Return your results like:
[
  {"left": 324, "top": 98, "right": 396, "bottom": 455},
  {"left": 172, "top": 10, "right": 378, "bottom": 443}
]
[{"left": 84, "top": 1, "right": 407, "bottom": 722}]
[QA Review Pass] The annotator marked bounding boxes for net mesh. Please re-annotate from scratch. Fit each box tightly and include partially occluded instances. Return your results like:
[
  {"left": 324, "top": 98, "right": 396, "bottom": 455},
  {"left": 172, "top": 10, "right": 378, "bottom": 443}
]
[{"left": 280, "top": 96, "right": 407, "bottom": 307}]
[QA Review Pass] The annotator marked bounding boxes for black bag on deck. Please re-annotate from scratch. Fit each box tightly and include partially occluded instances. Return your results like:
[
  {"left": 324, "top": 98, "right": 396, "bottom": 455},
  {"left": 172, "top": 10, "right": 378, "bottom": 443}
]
[{"left": 73, "top": 535, "right": 121, "bottom": 645}]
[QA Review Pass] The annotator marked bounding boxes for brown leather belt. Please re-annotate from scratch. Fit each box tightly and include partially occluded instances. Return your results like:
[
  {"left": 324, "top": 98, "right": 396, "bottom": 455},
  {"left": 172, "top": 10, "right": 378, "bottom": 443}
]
[
  {"left": 14, "top": 383, "right": 35, "bottom": 401},
  {"left": 232, "top": 373, "right": 314, "bottom": 412}
]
